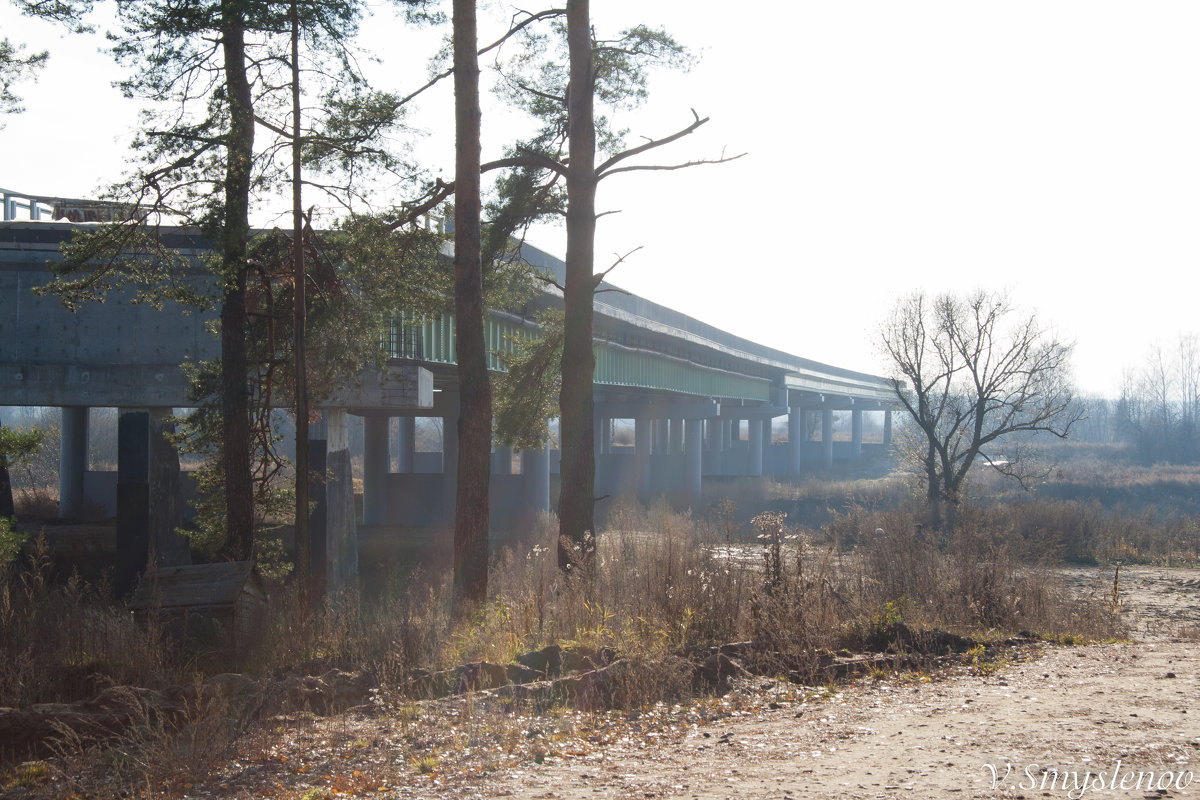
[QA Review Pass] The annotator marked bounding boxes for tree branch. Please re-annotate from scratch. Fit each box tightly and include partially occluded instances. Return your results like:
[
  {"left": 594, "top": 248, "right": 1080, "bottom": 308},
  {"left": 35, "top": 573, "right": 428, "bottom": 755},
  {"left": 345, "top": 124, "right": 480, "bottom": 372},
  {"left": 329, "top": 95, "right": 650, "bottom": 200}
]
[
  {"left": 599, "top": 152, "right": 746, "bottom": 178},
  {"left": 592, "top": 245, "right": 642, "bottom": 286},
  {"left": 388, "top": 153, "right": 567, "bottom": 229},
  {"left": 596, "top": 110, "right": 737, "bottom": 177},
  {"left": 394, "top": 9, "right": 567, "bottom": 110}
]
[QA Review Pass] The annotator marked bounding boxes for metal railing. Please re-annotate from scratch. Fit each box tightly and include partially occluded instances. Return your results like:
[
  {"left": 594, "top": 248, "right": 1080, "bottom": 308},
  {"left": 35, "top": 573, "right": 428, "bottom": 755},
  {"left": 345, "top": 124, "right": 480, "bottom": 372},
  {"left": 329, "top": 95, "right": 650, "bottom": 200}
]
[{"left": 1, "top": 188, "right": 56, "bottom": 220}]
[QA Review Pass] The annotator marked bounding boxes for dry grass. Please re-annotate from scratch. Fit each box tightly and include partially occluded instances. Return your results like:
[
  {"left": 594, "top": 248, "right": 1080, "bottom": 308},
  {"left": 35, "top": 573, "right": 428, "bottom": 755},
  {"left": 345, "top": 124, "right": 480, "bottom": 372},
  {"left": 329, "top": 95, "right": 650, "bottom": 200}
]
[
  {"left": 0, "top": 494, "right": 1128, "bottom": 797},
  {"left": 0, "top": 537, "right": 184, "bottom": 708},
  {"left": 1, "top": 501, "right": 1125, "bottom": 711}
]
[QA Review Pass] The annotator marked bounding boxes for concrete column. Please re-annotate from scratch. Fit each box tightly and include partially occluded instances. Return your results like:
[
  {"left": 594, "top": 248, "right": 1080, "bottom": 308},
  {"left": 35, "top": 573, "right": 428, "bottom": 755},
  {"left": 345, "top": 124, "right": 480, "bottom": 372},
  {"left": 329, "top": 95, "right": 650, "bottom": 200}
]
[
  {"left": 362, "top": 416, "right": 390, "bottom": 526},
  {"left": 653, "top": 418, "right": 668, "bottom": 455},
  {"left": 748, "top": 415, "right": 763, "bottom": 476},
  {"left": 323, "top": 410, "right": 358, "bottom": 595},
  {"left": 59, "top": 405, "right": 88, "bottom": 518},
  {"left": 823, "top": 407, "right": 834, "bottom": 468},
  {"left": 710, "top": 418, "right": 725, "bottom": 475},
  {"left": 395, "top": 416, "right": 415, "bottom": 473},
  {"left": 725, "top": 419, "right": 736, "bottom": 449},
  {"left": 884, "top": 410, "right": 893, "bottom": 446},
  {"left": 147, "top": 408, "right": 188, "bottom": 570},
  {"left": 114, "top": 409, "right": 149, "bottom": 598},
  {"left": 600, "top": 417, "right": 613, "bottom": 454},
  {"left": 494, "top": 444, "right": 514, "bottom": 475},
  {"left": 309, "top": 414, "right": 329, "bottom": 598},
  {"left": 521, "top": 444, "right": 550, "bottom": 513},
  {"left": 684, "top": 418, "right": 703, "bottom": 509},
  {"left": 114, "top": 407, "right": 188, "bottom": 598},
  {"left": 851, "top": 408, "right": 863, "bottom": 458},
  {"left": 788, "top": 407, "right": 803, "bottom": 474},
  {"left": 442, "top": 401, "right": 459, "bottom": 521},
  {"left": 762, "top": 419, "right": 774, "bottom": 474},
  {"left": 634, "top": 417, "right": 652, "bottom": 504},
  {"left": 669, "top": 417, "right": 684, "bottom": 455}
]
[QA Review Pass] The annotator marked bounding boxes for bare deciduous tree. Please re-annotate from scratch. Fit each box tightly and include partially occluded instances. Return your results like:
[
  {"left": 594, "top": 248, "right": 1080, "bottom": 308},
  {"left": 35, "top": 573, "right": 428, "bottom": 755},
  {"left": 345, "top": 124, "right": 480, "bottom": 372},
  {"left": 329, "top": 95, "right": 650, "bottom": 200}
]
[{"left": 881, "top": 290, "right": 1081, "bottom": 530}]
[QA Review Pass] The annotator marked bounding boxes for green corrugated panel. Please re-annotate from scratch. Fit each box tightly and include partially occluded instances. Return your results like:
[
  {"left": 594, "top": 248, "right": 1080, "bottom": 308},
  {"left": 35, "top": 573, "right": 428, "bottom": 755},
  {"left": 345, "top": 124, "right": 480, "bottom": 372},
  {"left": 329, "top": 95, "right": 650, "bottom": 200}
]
[
  {"left": 593, "top": 342, "right": 770, "bottom": 401},
  {"left": 387, "top": 312, "right": 770, "bottom": 401}
]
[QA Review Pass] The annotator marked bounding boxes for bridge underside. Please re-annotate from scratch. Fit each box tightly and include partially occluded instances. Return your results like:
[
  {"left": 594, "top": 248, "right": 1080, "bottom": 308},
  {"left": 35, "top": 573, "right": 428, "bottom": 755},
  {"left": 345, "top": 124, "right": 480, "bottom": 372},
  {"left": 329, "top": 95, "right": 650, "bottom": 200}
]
[
  {"left": 2, "top": 217, "right": 896, "bottom": 595},
  {"left": 351, "top": 381, "right": 893, "bottom": 535}
]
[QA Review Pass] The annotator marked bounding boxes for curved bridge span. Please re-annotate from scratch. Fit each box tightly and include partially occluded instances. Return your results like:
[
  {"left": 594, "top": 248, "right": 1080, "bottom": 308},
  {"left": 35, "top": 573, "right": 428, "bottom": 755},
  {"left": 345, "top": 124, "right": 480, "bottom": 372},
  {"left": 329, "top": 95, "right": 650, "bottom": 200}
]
[{"left": 2, "top": 193, "right": 896, "bottom": 591}]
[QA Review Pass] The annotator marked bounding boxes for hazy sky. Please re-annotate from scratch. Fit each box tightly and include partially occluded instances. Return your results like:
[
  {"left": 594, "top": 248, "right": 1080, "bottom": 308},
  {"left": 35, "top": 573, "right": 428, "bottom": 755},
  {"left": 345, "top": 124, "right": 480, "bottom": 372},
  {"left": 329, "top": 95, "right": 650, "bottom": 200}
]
[{"left": 3, "top": 1, "right": 1198, "bottom": 396}]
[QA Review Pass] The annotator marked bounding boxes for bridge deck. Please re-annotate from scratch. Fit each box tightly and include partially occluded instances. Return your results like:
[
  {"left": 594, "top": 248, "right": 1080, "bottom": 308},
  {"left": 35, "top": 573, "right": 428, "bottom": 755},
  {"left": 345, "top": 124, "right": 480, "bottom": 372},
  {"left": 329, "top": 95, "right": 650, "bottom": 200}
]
[{"left": 1, "top": 219, "right": 894, "bottom": 410}]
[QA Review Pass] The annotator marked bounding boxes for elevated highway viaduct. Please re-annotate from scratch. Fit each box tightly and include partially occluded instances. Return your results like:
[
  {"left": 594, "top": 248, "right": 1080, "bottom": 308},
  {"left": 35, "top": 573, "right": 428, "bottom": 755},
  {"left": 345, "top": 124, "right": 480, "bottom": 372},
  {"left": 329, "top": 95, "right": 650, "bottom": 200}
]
[{"left": 1, "top": 191, "right": 896, "bottom": 590}]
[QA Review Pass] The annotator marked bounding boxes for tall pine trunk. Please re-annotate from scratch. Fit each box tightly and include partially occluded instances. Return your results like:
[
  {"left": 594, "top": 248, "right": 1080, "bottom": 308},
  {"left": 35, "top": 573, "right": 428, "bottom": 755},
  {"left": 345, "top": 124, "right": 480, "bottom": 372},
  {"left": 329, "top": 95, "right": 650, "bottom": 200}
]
[
  {"left": 557, "top": 0, "right": 597, "bottom": 571},
  {"left": 451, "top": 0, "right": 490, "bottom": 612},
  {"left": 220, "top": 2, "right": 255, "bottom": 562},
  {"left": 290, "top": 0, "right": 311, "bottom": 589}
]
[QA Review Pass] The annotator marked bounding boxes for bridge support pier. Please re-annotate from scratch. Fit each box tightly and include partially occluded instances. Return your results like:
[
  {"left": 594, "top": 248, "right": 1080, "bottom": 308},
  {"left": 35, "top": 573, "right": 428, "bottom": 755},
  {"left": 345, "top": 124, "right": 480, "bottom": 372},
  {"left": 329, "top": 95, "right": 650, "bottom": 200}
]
[
  {"left": 395, "top": 416, "right": 414, "bottom": 473},
  {"left": 748, "top": 415, "right": 763, "bottom": 476},
  {"left": 851, "top": 408, "right": 863, "bottom": 458},
  {"left": 635, "top": 417, "right": 651, "bottom": 504},
  {"left": 788, "top": 406, "right": 803, "bottom": 474},
  {"left": 442, "top": 396, "right": 459, "bottom": 519},
  {"left": 304, "top": 411, "right": 357, "bottom": 597},
  {"left": 324, "top": 410, "right": 357, "bottom": 596},
  {"left": 521, "top": 443, "right": 550, "bottom": 515},
  {"left": 669, "top": 417, "right": 684, "bottom": 455},
  {"left": 494, "top": 444, "right": 513, "bottom": 475},
  {"left": 884, "top": 410, "right": 893, "bottom": 446},
  {"left": 684, "top": 418, "right": 703, "bottom": 509},
  {"left": 59, "top": 405, "right": 88, "bottom": 519},
  {"left": 708, "top": 419, "right": 725, "bottom": 476},
  {"left": 653, "top": 419, "right": 668, "bottom": 455},
  {"left": 307, "top": 415, "right": 328, "bottom": 596},
  {"left": 362, "top": 415, "right": 390, "bottom": 527},
  {"left": 823, "top": 407, "right": 834, "bottom": 468},
  {"left": 114, "top": 407, "right": 188, "bottom": 598}
]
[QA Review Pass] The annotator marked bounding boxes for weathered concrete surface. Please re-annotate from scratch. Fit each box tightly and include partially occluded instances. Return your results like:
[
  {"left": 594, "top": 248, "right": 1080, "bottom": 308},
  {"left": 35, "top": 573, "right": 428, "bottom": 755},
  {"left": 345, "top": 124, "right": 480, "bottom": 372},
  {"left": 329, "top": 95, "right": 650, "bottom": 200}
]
[{"left": 0, "top": 226, "right": 217, "bottom": 407}]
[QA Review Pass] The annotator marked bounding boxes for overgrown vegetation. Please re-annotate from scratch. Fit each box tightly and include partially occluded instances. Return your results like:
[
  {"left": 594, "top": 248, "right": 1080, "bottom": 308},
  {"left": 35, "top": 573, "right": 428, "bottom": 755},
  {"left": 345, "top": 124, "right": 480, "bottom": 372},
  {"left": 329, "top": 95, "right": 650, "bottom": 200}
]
[
  {"left": 2, "top": 498, "right": 1122, "bottom": 710},
  {"left": 0, "top": 464, "right": 1141, "bottom": 796}
]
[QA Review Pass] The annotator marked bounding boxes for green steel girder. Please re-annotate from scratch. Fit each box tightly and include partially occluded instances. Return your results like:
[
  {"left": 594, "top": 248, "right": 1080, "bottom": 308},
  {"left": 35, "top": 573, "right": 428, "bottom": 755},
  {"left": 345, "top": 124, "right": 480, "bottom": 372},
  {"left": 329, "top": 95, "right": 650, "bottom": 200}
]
[{"left": 388, "top": 312, "right": 772, "bottom": 402}]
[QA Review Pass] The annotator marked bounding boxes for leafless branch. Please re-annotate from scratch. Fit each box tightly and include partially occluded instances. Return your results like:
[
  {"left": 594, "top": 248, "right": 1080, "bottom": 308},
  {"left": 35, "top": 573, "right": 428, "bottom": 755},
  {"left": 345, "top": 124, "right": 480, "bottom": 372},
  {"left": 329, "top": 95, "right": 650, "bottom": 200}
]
[
  {"left": 592, "top": 246, "right": 642, "bottom": 286},
  {"left": 394, "top": 9, "right": 566, "bottom": 109},
  {"left": 600, "top": 150, "right": 746, "bottom": 178},
  {"left": 596, "top": 109, "right": 716, "bottom": 177}
]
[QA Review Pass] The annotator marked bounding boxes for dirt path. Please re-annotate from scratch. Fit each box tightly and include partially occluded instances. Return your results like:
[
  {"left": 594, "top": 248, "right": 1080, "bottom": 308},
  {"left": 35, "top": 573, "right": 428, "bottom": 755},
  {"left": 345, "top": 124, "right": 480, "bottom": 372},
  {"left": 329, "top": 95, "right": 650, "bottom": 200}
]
[
  {"left": 482, "top": 640, "right": 1197, "bottom": 799},
  {"left": 471, "top": 567, "right": 1200, "bottom": 800}
]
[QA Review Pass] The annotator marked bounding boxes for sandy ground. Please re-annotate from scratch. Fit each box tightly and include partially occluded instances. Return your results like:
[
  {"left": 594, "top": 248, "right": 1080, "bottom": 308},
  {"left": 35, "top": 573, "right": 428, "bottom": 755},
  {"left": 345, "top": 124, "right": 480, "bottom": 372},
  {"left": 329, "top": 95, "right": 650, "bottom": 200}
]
[{"left": 473, "top": 566, "right": 1200, "bottom": 800}]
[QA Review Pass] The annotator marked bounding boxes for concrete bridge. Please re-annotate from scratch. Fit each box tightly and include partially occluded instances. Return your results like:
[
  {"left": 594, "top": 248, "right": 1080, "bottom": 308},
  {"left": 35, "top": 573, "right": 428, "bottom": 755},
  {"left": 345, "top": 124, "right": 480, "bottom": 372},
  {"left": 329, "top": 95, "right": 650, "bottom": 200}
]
[{"left": 1, "top": 188, "right": 896, "bottom": 589}]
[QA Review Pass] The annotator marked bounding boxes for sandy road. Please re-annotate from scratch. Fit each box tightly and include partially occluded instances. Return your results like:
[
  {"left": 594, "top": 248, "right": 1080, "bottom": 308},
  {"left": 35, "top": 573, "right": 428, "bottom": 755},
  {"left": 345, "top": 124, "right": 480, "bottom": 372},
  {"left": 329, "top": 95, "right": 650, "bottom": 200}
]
[{"left": 479, "top": 567, "right": 1200, "bottom": 800}]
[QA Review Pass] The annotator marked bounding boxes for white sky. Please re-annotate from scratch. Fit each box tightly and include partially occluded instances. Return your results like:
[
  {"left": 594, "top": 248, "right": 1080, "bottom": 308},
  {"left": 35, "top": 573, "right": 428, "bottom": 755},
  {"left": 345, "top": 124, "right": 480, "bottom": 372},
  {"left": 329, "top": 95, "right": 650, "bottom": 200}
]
[{"left": 4, "top": 1, "right": 1199, "bottom": 396}]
